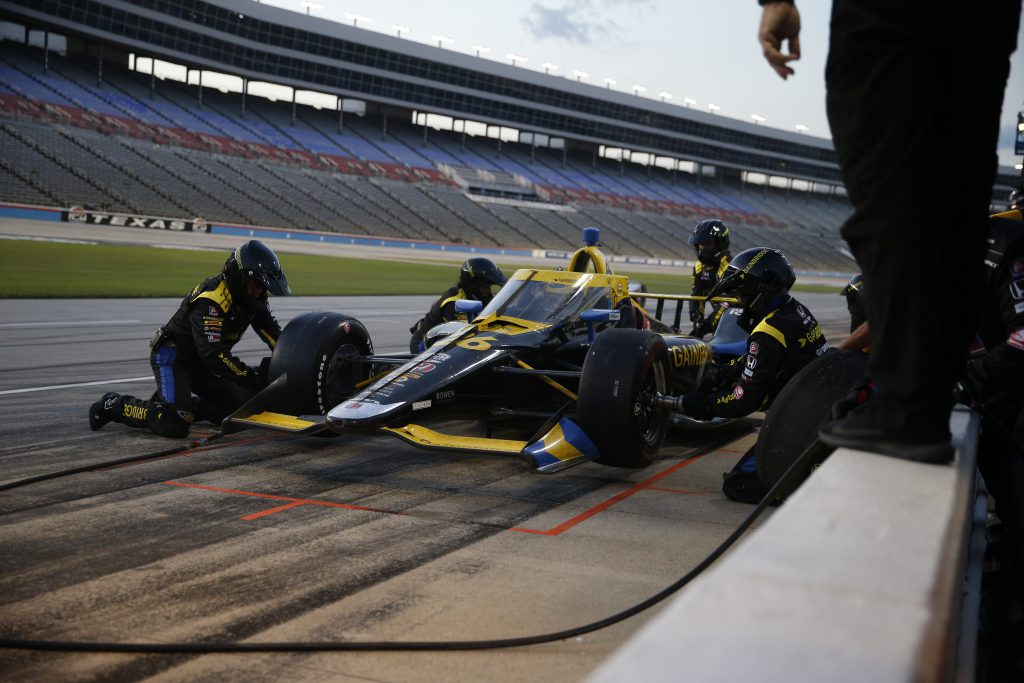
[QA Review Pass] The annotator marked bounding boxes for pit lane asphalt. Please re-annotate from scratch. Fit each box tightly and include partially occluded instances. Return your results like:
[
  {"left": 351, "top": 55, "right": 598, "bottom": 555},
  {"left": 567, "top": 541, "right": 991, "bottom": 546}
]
[{"left": 0, "top": 292, "right": 851, "bottom": 683}]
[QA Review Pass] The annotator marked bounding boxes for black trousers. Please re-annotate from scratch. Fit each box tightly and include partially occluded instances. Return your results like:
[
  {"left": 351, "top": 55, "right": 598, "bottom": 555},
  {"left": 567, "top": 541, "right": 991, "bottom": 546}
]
[{"left": 825, "top": 0, "right": 1020, "bottom": 422}]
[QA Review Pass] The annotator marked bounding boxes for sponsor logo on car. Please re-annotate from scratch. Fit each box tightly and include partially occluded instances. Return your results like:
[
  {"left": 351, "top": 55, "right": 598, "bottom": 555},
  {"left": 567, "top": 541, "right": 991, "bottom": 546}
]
[
  {"left": 413, "top": 363, "right": 436, "bottom": 373},
  {"left": 412, "top": 400, "right": 431, "bottom": 411},
  {"left": 435, "top": 389, "right": 456, "bottom": 400},
  {"left": 671, "top": 344, "right": 710, "bottom": 368}
]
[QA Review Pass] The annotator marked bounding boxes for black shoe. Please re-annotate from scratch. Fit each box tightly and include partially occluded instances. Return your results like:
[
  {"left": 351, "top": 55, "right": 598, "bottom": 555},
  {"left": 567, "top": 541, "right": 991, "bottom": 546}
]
[
  {"left": 89, "top": 392, "right": 120, "bottom": 431},
  {"left": 818, "top": 393, "right": 953, "bottom": 465},
  {"left": 722, "top": 470, "right": 770, "bottom": 504}
]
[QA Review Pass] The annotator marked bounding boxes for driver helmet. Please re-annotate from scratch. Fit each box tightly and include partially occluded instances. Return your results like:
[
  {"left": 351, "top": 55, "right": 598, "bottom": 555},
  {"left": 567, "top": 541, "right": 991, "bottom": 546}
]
[
  {"left": 688, "top": 219, "right": 731, "bottom": 266},
  {"left": 223, "top": 240, "right": 291, "bottom": 299},
  {"left": 458, "top": 257, "right": 506, "bottom": 301},
  {"left": 707, "top": 247, "right": 795, "bottom": 331},
  {"left": 840, "top": 274, "right": 866, "bottom": 330}
]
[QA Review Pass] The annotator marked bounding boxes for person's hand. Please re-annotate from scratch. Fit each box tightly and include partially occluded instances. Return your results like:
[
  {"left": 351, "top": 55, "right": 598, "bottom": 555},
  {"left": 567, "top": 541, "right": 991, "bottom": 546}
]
[
  {"left": 758, "top": 1, "right": 801, "bottom": 80},
  {"left": 689, "top": 307, "right": 704, "bottom": 324},
  {"left": 252, "top": 356, "right": 272, "bottom": 390}
]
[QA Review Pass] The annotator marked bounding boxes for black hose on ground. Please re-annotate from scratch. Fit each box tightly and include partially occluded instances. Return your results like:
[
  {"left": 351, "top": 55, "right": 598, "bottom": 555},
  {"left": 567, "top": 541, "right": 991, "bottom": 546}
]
[{"left": 0, "top": 437, "right": 831, "bottom": 654}]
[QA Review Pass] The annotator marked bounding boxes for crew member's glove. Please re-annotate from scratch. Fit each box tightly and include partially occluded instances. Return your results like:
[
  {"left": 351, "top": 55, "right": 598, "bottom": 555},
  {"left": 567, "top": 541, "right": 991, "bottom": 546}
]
[
  {"left": 954, "top": 359, "right": 989, "bottom": 407},
  {"left": 689, "top": 307, "right": 704, "bottom": 325},
  {"left": 252, "top": 356, "right": 272, "bottom": 390},
  {"left": 678, "top": 392, "right": 713, "bottom": 420}
]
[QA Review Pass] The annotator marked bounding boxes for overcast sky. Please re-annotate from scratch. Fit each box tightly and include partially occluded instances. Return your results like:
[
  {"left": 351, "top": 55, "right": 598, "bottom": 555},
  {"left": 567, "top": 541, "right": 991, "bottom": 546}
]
[{"left": 259, "top": 0, "right": 1024, "bottom": 169}]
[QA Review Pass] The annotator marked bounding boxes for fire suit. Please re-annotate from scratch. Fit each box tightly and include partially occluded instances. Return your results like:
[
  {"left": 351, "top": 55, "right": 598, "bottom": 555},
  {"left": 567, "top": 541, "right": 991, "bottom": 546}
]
[
  {"left": 409, "top": 285, "right": 481, "bottom": 353},
  {"left": 680, "top": 295, "right": 828, "bottom": 502},
  {"left": 112, "top": 274, "right": 281, "bottom": 437},
  {"left": 690, "top": 253, "right": 730, "bottom": 336}
]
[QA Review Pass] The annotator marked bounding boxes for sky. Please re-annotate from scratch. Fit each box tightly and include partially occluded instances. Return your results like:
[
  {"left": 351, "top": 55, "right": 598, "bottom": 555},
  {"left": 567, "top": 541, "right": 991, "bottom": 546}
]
[{"left": 259, "top": 0, "right": 1024, "bottom": 169}]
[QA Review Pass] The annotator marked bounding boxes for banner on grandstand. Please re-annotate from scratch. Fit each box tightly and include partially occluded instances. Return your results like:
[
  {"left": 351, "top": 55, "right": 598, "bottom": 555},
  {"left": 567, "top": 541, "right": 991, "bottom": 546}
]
[{"left": 62, "top": 206, "right": 208, "bottom": 232}]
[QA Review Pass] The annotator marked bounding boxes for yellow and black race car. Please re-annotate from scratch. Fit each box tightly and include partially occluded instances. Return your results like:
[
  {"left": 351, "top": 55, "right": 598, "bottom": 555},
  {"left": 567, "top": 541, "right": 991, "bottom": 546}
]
[{"left": 224, "top": 228, "right": 746, "bottom": 473}]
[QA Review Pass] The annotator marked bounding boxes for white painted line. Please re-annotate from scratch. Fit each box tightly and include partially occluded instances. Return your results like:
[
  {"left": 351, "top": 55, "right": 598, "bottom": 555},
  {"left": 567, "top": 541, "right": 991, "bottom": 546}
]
[
  {"left": 0, "top": 376, "right": 153, "bottom": 395},
  {"left": 0, "top": 320, "right": 145, "bottom": 329}
]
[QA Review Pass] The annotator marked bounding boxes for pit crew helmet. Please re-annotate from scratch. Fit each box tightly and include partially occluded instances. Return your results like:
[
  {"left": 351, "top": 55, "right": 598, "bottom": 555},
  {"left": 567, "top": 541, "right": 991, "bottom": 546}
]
[
  {"left": 707, "top": 247, "right": 795, "bottom": 332},
  {"left": 688, "top": 219, "right": 731, "bottom": 266},
  {"left": 223, "top": 240, "right": 291, "bottom": 298},
  {"left": 840, "top": 274, "right": 866, "bottom": 331},
  {"left": 458, "top": 257, "right": 507, "bottom": 301}
]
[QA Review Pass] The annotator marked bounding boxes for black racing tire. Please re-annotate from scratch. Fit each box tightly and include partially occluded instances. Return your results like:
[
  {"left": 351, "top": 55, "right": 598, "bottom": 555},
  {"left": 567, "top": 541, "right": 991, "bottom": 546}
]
[
  {"left": 577, "top": 329, "right": 671, "bottom": 468},
  {"left": 755, "top": 348, "right": 868, "bottom": 495},
  {"left": 267, "top": 312, "right": 374, "bottom": 415}
]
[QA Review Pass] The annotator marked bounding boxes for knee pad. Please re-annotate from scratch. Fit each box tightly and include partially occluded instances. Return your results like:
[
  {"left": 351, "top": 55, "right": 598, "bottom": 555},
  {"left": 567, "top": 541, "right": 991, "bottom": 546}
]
[{"left": 147, "top": 402, "right": 193, "bottom": 438}]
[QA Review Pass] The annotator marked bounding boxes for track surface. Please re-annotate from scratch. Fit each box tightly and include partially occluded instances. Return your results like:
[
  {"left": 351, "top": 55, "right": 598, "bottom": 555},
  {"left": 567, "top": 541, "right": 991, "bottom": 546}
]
[{"left": 0, "top": 251, "right": 851, "bottom": 682}]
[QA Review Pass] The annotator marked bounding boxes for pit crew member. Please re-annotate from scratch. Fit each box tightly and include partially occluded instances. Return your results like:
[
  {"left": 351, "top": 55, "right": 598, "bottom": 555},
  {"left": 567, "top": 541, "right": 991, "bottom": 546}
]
[
  {"left": 408, "top": 257, "right": 506, "bottom": 353},
  {"left": 89, "top": 240, "right": 290, "bottom": 437},
  {"left": 958, "top": 215, "right": 1024, "bottom": 576},
  {"left": 676, "top": 247, "right": 829, "bottom": 503},
  {"left": 688, "top": 219, "right": 732, "bottom": 337}
]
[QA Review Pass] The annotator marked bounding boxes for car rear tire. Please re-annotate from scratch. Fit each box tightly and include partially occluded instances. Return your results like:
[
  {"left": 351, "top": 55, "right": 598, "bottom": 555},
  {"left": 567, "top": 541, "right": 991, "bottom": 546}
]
[
  {"left": 578, "top": 329, "right": 670, "bottom": 468},
  {"left": 755, "top": 348, "right": 868, "bottom": 496},
  {"left": 267, "top": 312, "right": 374, "bottom": 415}
]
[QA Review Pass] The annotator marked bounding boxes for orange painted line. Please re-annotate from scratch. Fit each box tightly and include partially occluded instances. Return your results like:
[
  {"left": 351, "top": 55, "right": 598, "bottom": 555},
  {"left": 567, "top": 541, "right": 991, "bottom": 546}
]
[
  {"left": 240, "top": 501, "right": 306, "bottom": 521},
  {"left": 163, "top": 480, "right": 402, "bottom": 520},
  {"left": 510, "top": 451, "right": 709, "bottom": 536}
]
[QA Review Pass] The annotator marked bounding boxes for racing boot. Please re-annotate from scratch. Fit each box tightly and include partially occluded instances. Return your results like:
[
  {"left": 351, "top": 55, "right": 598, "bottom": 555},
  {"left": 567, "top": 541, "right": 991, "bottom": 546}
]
[{"left": 88, "top": 392, "right": 121, "bottom": 431}]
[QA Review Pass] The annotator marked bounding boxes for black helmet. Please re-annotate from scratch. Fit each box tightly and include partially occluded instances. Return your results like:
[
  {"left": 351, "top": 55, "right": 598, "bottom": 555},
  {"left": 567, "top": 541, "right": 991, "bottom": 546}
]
[
  {"left": 223, "top": 240, "right": 291, "bottom": 297},
  {"left": 688, "top": 219, "right": 730, "bottom": 265},
  {"left": 840, "top": 274, "right": 866, "bottom": 331},
  {"left": 458, "top": 257, "right": 506, "bottom": 300},
  {"left": 707, "top": 247, "right": 795, "bottom": 331}
]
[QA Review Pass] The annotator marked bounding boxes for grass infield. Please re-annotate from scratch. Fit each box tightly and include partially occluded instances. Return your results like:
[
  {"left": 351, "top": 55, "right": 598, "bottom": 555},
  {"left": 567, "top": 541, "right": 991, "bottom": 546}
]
[{"left": 0, "top": 239, "right": 836, "bottom": 298}]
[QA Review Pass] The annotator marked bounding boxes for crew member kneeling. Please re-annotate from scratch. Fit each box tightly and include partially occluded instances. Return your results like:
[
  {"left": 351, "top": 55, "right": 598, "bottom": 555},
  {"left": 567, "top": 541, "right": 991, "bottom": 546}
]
[
  {"left": 88, "top": 240, "right": 290, "bottom": 437},
  {"left": 676, "top": 247, "right": 829, "bottom": 503}
]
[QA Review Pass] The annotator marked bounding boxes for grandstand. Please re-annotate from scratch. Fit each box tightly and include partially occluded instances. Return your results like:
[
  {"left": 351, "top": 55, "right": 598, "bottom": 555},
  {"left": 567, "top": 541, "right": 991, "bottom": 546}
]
[{"left": 12, "top": 0, "right": 1008, "bottom": 272}]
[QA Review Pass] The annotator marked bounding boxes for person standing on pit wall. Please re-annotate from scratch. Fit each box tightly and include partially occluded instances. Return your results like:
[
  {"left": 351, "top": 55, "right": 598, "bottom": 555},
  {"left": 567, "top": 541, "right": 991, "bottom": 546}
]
[
  {"left": 688, "top": 219, "right": 732, "bottom": 338},
  {"left": 408, "top": 257, "right": 507, "bottom": 353},
  {"left": 675, "top": 247, "right": 829, "bottom": 503},
  {"left": 757, "top": 0, "right": 1021, "bottom": 463},
  {"left": 89, "top": 240, "right": 290, "bottom": 437}
]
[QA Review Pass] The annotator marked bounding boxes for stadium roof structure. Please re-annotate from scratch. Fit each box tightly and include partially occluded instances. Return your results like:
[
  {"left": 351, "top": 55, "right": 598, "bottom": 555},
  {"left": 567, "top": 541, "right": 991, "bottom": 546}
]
[{"left": 0, "top": 0, "right": 843, "bottom": 188}]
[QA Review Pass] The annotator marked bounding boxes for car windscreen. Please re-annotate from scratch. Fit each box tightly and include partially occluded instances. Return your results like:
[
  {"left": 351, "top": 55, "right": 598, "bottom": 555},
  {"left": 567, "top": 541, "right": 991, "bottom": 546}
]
[{"left": 481, "top": 274, "right": 613, "bottom": 326}]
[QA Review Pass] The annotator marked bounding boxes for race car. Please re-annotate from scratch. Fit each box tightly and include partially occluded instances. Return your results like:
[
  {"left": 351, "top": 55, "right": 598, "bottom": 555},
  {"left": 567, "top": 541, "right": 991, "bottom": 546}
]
[{"left": 224, "top": 228, "right": 745, "bottom": 473}]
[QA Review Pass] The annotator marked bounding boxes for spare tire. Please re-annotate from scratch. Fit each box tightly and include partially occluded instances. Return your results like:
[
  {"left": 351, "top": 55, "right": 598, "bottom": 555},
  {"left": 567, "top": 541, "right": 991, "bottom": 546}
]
[
  {"left": 267, "top": 312, "right": 374, "bottom": 415},
  {"left": 755, "top": 348, "right": 868, "bottom": 496}
]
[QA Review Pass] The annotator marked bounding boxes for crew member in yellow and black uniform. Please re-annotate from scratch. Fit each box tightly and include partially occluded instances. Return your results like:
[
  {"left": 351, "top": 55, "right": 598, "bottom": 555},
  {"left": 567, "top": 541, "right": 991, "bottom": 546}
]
[
  {"left": 408, "top": 257, "right": 506, "bottom": 353},
  {"left": 88, "top": 240, "right": 290, "bottom": 437},
  {"left": 676, "top": 247, "right": 829, "bottom": 503},
  {"left": 688, "top": 219, "right": 732, "bottom": 337}
]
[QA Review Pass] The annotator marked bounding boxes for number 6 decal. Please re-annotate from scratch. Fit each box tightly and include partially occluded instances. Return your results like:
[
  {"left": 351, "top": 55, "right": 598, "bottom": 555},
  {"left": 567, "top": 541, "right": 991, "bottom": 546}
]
[{"left": 456, "top": 335, "right": 498, "bottom": 351}]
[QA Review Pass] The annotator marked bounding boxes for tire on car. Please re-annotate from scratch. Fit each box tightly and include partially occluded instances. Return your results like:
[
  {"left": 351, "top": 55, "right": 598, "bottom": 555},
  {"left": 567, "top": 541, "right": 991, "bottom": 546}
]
[
  {"left": 755, "top": 348, "right": 868, "bottom": 496},
  {"left": 267, "top": 312, "right": 374, "bottom": 415},
  {"left": 577, "top": 328, "right": 671, "bottom": 468}
]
